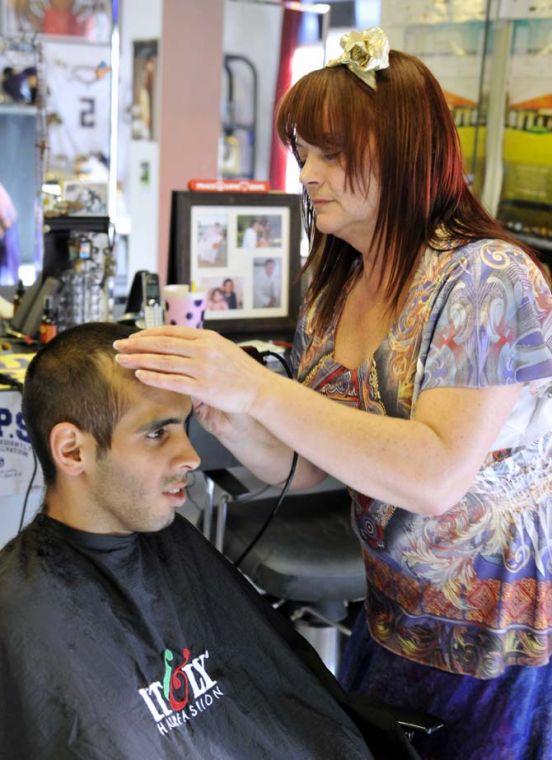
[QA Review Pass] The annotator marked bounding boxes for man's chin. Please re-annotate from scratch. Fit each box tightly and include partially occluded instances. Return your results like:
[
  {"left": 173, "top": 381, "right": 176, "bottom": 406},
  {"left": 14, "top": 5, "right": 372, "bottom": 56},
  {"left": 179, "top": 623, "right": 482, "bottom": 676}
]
[
  {"left": 137, "top": 510, "right": 177, "bottom": 534},
  {"left": 157, "top": 510, "right": 178, "bottom": 531}
]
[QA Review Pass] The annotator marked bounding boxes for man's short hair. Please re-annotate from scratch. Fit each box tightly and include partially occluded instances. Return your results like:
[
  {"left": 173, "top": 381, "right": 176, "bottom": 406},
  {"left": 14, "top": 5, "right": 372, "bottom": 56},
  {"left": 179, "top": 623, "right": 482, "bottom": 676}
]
[{"left": 22, "top": 322, "right": 137, "bottom": 486}]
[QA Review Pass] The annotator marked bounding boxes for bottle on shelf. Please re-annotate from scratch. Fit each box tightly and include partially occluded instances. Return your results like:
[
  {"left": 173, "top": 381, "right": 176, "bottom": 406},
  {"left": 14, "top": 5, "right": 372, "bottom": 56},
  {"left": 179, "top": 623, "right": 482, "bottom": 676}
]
[
  {"left": 39, "top": 295, "right": 58, "bottom": 344},
  {"left": 12, "top": 279, "right": 25, "bottom": 315}
]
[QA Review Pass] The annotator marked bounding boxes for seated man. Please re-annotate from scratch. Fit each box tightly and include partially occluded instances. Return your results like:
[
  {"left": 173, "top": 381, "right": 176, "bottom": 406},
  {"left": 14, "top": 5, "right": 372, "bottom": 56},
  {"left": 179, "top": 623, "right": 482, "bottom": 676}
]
[{"left": 0, "top": 323, "right": 412, "bottom": 759}]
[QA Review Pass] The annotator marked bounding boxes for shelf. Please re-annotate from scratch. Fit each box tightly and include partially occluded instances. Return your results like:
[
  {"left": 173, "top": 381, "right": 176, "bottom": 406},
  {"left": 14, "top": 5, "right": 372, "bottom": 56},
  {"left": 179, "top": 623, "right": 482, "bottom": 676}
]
[
  {"left": 0, "top": 104, "right": 37, "bottom": 116},
  {"left": 514, "top": 233, "right": 552, "bottom": 255}
]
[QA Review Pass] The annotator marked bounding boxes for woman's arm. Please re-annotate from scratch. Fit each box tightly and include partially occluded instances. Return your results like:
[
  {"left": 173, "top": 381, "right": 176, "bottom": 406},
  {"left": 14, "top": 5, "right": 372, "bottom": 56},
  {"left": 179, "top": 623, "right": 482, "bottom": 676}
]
[
  {"left": 249, "top": 373, "right": 521, "bottom": 515},
  {"left": 114, "top": 327, "right": 522, "bottom": 516}
]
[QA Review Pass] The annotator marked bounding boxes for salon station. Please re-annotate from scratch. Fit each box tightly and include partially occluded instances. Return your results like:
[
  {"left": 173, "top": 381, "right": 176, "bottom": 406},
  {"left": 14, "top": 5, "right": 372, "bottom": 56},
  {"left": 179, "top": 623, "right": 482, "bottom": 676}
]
[{"left": 0, "top": 2, "right": 551, "bottom": 758}]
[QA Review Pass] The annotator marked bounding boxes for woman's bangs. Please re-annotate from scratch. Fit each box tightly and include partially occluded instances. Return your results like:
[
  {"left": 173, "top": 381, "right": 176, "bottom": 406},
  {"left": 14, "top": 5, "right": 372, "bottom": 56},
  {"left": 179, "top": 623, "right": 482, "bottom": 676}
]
[{"left": 277, "top": 70, "right": 346, "bottom": 152}]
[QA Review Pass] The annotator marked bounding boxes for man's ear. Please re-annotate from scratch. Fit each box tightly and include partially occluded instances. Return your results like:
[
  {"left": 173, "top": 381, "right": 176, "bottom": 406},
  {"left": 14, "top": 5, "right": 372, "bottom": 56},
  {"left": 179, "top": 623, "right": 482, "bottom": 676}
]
[{"left": 49, "top": 423, "right": 96, "bottom": 478}]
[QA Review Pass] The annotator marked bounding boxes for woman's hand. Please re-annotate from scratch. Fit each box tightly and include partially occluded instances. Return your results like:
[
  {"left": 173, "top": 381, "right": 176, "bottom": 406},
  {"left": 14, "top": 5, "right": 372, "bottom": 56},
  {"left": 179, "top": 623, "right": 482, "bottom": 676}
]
[
  {"left": 113, "top": 326, "right": 271, "bottom": 415},
  {"left": 192, "top": 400, "right": 252, "bottom": 441},
  {"left": 114, "top": 327, "right": 320, "bottom": 488},
  {"left": 192, "top": 400, "right": 232, "bottom": 438}
]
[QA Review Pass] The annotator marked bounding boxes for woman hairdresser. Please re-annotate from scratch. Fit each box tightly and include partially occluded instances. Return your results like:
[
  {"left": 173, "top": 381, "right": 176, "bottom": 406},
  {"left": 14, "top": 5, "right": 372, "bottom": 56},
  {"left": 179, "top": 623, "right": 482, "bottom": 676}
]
[{"left": 115, "top": 28, "right": 552, "bottom": 758}]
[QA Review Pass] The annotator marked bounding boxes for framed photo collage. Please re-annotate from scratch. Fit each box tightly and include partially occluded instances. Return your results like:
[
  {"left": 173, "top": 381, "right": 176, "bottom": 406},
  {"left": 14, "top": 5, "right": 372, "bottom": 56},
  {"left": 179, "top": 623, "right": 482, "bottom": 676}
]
[{"left": 168, "top": 191, "right": 302, "bottom": 336}]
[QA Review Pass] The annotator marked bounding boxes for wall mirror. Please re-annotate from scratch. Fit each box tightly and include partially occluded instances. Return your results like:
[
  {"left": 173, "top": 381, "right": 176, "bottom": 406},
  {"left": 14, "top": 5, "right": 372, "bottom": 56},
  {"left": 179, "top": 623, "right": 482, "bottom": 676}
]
[
  {"left": 0, "top": 35, "right": 44, "bottom": 284},
  {"left": 0, "top": 0, "right": 114, "bottom": 286}
]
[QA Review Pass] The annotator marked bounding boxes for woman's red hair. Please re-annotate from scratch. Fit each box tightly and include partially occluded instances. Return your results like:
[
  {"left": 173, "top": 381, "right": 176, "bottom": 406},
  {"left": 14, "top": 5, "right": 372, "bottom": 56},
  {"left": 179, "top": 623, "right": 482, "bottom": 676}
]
[{"left": 276, "top": 50, "right": 536, "bottom": 330}]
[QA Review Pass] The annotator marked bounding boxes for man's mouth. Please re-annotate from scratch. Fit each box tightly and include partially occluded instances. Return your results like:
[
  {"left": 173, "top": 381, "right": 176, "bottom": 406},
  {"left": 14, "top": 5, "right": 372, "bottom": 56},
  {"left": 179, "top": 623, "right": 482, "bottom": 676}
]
[{"left": 162, "top": 483, "right": 187, "bottom": 501}]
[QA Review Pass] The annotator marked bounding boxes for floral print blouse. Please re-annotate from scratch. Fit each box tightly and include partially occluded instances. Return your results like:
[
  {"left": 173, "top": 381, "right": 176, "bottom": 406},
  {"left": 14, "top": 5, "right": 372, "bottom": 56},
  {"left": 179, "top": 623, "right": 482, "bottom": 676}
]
[{"left": 292, "top": 239, "right": 552, "bottom": 678}]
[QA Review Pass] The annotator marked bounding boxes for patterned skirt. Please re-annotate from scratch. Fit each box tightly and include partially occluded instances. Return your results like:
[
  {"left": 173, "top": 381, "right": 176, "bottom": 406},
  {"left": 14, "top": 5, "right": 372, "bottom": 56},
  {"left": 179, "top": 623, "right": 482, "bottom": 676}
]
[{"left": 339, "top": 607, "right": 552, "bottom": 760}]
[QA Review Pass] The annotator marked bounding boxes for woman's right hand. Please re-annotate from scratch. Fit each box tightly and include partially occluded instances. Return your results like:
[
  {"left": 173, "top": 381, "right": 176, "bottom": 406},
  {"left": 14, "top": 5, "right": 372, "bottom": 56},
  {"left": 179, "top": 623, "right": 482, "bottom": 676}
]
[
  {"left": 191, "top": 398, "right": 314, "bottom": 488},
  {"left": 192, "top": 400, "right": 248, "bottom": 442}
]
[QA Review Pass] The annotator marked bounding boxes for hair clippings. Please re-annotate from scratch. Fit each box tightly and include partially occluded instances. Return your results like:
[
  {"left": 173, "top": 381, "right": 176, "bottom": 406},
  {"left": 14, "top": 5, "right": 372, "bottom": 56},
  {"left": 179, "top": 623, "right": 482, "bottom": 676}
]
[{"left": 326, "top": 27, "right": 390, "bottom": 90}]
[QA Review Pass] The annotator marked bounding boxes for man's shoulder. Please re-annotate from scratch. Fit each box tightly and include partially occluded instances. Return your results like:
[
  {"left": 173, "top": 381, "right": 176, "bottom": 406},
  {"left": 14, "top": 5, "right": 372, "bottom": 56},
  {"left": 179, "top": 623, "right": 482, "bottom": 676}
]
[
  {"left": 0, "top": 523, "right": 74, "bottom": 626},
  {"left": 0, "top": 530, "right": 34, "bottom": 591},
  {"left": 0, "top": 535, "right": 47, "bottom": 632}
]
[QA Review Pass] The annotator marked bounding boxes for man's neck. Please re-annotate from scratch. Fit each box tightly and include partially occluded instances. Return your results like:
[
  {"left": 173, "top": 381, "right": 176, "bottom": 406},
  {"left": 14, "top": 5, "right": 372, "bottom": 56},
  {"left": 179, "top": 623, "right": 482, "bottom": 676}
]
[{"left": 45, "top": 484, "right": 130, "bottom": 535}]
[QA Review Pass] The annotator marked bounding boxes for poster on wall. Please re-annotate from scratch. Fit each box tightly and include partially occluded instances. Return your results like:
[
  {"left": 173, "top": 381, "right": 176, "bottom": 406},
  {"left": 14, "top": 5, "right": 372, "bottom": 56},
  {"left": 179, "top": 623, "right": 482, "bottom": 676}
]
[
  {"left": 167, "top": 191, "right": 302, "bottom": 335},
  {"left": 497, "top": 19, "right": 552, "bottom": 243},
  {"left": 0, "top": 355, "right": 43, "bottom": 497},
  {"left": 43, "top": 40, "right": 111, "bottom": 176},
  {"left": 131, "top": 39, "right": 158, "bottom": 140},
  {"left": 381, "top": 0, "right": 487, "bottom": 26},
  {"left": 4, "top": 0, "right": 112, "bottom": 42},
  {"left": 387, "top": 20, "right": 487, "bottom": 185}
]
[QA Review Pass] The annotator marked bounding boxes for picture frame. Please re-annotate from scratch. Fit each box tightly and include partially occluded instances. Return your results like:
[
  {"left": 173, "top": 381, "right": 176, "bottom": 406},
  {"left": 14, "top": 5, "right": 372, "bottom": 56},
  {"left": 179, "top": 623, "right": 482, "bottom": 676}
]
[
  {"left": 63, "top": 181, "right": 108, "bottom": 215},
  {"left": 131, "top": 39, "right": 158, "bottom": 140},
  {"left": 168, "top": 191, "right": 302, "bottom": 336},
  {"left": 4, "top": 0, "right": 112, "bottom": 43}
]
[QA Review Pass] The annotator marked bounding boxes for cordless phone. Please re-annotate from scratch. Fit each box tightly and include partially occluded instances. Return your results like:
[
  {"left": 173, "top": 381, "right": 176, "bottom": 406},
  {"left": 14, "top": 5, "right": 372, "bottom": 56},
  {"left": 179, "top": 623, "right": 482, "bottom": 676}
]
[{"left": 141, "top": 272, "right": 164, "bottom": 328}]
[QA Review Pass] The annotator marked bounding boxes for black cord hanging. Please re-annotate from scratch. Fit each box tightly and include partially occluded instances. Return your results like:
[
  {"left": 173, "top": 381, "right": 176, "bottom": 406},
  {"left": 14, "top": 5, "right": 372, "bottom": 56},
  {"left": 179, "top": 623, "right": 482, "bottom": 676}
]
[{"left": 233, "top": 349, "right": 298, "bottom": 569}]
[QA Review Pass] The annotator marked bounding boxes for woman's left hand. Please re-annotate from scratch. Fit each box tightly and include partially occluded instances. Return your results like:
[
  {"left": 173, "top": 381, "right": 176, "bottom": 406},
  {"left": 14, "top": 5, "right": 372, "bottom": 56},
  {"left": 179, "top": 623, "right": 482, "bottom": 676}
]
[{"left": 113, "top": 326, "right": 271, "bottom": 415}]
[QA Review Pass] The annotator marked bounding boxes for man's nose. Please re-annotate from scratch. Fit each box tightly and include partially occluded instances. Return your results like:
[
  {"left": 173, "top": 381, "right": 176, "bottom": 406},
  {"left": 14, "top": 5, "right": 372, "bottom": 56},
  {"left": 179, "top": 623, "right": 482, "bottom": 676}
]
[{"left": 173, "top": 434, "right": 201, "bottom": 472}]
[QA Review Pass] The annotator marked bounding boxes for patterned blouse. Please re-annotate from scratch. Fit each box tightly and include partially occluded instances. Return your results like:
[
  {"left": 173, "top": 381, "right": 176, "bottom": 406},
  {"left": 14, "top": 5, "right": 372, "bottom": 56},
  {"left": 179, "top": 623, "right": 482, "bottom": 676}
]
[{"left": 292, "top": 239, "right": 552, "bottom": 679}]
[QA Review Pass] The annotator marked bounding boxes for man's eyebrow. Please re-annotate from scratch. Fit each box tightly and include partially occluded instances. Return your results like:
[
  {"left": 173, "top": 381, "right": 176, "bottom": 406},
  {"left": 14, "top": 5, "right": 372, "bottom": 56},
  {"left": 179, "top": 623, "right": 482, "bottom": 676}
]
[{"left": 137, "top": 416, "right": 187, "bottom": 433}]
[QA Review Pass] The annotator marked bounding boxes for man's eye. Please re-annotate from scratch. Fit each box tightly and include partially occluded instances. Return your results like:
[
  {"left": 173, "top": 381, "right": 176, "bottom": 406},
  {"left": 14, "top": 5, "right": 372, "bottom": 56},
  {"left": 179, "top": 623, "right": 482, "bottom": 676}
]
[{"left": 147, "top": 428, "right": 166, "bottom": 441}]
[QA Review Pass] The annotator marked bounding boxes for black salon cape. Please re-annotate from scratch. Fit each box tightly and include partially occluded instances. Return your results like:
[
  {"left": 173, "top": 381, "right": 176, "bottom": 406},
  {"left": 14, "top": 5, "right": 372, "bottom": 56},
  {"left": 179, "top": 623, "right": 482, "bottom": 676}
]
[{"left": 0, "top": 513, "right": 411, "bottom": 760}]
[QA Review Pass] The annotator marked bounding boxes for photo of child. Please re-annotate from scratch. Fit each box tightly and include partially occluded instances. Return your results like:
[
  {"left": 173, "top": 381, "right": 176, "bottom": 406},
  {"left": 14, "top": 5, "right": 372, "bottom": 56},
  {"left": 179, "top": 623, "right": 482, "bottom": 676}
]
[
  {"left": 207, "top": 287, "right": 228, "bottom": 311},
  {"left": 200, "top": 275, "right": 245, "bottom": 312}
]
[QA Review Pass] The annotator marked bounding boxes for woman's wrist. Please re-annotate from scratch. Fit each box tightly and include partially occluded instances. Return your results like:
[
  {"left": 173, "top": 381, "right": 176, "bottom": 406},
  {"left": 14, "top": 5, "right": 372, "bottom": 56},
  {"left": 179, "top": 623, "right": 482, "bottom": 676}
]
[
  {"left": 247, "top": 369, "right": 288, "bottom": 422},
  {"left": 216, "top": 413, "right": 257, "bottom": 446}
]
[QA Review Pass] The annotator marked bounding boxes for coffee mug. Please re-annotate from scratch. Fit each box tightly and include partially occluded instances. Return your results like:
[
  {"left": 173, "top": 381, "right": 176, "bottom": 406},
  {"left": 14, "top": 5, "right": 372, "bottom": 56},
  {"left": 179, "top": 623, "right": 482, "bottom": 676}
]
[{"left": 163, "top": 285, "right": 206, "bottom": 328}]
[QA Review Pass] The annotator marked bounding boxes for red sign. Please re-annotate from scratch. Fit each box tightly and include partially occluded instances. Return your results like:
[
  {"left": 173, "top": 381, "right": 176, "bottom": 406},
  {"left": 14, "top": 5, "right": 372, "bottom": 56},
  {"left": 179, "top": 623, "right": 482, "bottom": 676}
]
[{"left": 187, "top": 179, "right": 271, "bottom": 193}]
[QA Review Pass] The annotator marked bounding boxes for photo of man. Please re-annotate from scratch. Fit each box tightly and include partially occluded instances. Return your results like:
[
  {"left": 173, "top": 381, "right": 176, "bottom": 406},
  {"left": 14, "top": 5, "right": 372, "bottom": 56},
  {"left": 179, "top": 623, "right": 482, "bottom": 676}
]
[
  {"left": 222, "top": 278, "right": 239, "bottom": 309},
  {"left": 253, "top": 257, "right": 281, "bottom": 309}
]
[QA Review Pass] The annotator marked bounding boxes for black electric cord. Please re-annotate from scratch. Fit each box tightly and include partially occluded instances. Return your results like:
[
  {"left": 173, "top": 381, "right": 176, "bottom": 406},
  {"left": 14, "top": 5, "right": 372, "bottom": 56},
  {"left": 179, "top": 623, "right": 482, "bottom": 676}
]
[
  {"left": 233, "top": 348, "right": 298, "bottom": 569},
  {"left": 233, "top": 449, "right": 298, "bottom": 569},
  {"left": 0, "top": 373, "right": 39, "bottom": 534},
  {"left": 18, "top": 442, "right": 38, "bottom": 534}
]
